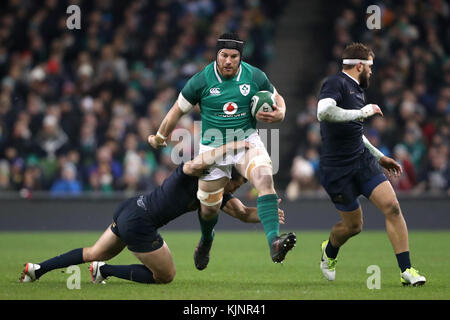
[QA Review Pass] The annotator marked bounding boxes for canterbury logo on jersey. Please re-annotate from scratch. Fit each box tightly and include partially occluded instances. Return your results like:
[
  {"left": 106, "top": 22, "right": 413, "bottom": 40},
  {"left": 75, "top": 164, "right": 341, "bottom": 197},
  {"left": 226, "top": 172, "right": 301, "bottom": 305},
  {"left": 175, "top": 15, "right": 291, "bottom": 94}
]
[{"left": 209, "top": 87, "right": 221, "bottom": 95}]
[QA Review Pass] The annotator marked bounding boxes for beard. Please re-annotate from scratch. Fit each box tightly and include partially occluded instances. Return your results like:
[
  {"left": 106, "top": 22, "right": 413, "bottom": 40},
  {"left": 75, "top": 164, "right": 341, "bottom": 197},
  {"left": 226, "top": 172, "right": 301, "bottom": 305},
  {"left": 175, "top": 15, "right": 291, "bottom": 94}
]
[
  {"left": 359, "top": 69, "right": 370, "bottom": 88},
  {"left": 218, "top": 63, "right": 239, "bottom": 78}
]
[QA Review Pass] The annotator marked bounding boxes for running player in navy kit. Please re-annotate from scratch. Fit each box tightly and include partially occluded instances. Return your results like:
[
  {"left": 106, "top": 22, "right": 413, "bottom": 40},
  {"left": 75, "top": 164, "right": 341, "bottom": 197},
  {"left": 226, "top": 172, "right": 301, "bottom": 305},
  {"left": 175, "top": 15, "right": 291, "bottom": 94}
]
[
  {"left": 317, "top": 43, "right": 426, "bottom": 286},
  {"left": 19, "top": 141, "right": 285, "bottom": 285}
]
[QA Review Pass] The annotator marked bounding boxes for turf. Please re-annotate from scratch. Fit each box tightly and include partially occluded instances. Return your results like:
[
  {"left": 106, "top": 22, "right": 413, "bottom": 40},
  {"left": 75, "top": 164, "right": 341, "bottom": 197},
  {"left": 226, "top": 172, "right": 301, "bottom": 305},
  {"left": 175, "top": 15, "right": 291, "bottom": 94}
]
[{"left": 0, "top": 230, "right": 449, "bottom": 300}]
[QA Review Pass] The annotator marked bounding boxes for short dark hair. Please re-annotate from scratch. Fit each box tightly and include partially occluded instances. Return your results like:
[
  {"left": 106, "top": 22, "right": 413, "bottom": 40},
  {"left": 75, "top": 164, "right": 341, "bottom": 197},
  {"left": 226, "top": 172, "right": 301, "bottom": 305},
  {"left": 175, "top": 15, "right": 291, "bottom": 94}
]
[{"left": 342, "top": 43, "right": 374, "bottom": 70}]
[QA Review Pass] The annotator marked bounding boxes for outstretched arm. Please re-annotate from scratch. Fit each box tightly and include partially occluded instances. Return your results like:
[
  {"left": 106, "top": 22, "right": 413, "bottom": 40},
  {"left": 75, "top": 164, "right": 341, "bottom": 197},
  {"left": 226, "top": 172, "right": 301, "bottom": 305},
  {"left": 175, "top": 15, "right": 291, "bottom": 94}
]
[
  {"left": 317, "top": 98, "right": 383, "bottom": 122},
  {"left": 148, "top": 101, "right": 186, "bottom": 149},
  {"left": 182, "top": 141, "right": 250, "bottom": 177},
  {"left": 221, "top": 198, "right": 285, "bottom": 224}
]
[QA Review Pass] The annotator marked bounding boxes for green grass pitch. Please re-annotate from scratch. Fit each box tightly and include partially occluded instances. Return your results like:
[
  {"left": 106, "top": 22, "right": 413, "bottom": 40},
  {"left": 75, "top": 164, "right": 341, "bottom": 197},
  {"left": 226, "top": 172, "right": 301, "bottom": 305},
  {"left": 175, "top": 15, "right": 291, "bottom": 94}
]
[{"left": 1, "top": 230, "right": 449, "bottom": 300}]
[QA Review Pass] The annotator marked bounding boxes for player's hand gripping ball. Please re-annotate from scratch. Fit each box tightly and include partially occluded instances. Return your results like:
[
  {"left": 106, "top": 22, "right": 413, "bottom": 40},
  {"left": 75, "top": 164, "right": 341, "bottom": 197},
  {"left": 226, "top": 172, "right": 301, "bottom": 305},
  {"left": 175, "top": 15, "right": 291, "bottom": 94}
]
[{"left": 250, "top": 91, "right": 276, "bottom": 119}]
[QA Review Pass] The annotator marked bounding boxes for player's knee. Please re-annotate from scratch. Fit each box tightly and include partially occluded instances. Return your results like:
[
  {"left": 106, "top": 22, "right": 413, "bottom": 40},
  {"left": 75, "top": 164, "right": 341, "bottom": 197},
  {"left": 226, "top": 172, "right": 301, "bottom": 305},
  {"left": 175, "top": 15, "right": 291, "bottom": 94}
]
[
  {"left": 83, "top": 246, "right": 115, "bottom": 262},
  {"left": 200, "top": 205, "right": 220, "bottom": 219},
  {"left": 156, "top": 269, "right": 176, "bottom": 284},
  {"left": 343, "top": 218, "right": 363, "bottom": 236},
  {"left": 82, "top": 247, "right": 99, "bottom": 262},
  {"left": 246, "top": 154, "right": 273, "bottom": 191},
  {"left": 383, "top": 199, "right": 401, "bottom": 217},
  {"left": 197, "top": 188, "right": 223, "bottom": 211},
  {"left": 347, "top": 223, "right": 363, "bottom": 236},
  {"left": 82, "top": 247, "right": 92, "bottom": 262}
]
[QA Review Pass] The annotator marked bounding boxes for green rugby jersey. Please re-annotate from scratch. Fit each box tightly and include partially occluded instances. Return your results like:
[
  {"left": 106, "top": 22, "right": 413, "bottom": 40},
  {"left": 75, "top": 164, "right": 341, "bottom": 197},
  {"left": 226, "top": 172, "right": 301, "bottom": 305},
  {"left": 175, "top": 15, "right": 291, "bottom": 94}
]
[{"left": 180, "top": 61, "right": 274, "bottom": 147}]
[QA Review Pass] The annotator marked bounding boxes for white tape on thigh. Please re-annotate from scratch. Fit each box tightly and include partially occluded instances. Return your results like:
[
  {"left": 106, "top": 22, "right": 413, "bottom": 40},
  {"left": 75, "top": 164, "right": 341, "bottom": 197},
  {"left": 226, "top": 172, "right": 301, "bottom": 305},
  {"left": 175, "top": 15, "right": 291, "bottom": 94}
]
[
  {"left": 197, "top": 188, "right": 224, "bottom": 207},
  {"left": 245, "top": 154, "right": 272, "bottom": 180}
]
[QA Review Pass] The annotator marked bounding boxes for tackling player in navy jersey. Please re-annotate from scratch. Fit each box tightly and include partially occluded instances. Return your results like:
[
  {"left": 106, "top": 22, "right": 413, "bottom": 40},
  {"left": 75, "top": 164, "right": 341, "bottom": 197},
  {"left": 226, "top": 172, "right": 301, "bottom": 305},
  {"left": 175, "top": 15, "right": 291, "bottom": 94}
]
[
  {"left": 317, "top": 43, "right": 426, "bottom": 286},
  {"left": 19, "top": 141, "right": 285, "bottom": 285}
]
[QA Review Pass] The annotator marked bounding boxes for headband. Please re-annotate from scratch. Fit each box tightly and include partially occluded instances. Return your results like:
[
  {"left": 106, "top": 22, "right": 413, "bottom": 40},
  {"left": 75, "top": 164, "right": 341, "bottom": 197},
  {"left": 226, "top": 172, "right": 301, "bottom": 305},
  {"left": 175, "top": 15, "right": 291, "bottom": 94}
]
[{"left": 343, "top": 59, "right": 373, "bottom": 65}]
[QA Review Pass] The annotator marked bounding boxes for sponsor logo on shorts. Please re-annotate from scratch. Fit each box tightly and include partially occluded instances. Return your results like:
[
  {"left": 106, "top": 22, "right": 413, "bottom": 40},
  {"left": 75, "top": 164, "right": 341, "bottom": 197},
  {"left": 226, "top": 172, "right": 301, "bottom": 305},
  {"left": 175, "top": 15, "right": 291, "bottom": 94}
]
[
  {"left": 331, "top": 194, "right": 345, "bottom": 204},
  {"left": 152, "top": 238, "right": 163, "bottom": 249}
]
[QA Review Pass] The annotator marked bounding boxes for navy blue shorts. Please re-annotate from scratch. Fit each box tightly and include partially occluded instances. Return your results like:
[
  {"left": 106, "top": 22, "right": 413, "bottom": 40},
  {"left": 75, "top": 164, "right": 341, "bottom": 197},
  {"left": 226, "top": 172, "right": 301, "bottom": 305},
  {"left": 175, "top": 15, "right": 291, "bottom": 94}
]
[
  {"left": 319, "top": 149, "right": 387, "bottom": 212},
  {"left": 110, "top": 196, "right": 164, "bottom": 253}
]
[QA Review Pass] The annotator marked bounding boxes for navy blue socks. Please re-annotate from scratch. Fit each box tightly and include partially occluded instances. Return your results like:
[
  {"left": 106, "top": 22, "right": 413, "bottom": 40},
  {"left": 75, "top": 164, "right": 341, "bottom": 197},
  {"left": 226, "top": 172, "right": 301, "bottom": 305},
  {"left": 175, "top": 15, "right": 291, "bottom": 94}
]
[
  {"left": 35, "top": 248, "right": 84, "bottom": 279},
  {"left": 33, "top": 247, "right": 156, "bottom": 284},
  {"left": 396, "top": 251, "right": 411, "bottom": 272},
  {"left": 325, "top": 240, "right": 340, "bottom": 259},
  {"left": 100, "top": 264, "right": 155, "bottom": 283}
]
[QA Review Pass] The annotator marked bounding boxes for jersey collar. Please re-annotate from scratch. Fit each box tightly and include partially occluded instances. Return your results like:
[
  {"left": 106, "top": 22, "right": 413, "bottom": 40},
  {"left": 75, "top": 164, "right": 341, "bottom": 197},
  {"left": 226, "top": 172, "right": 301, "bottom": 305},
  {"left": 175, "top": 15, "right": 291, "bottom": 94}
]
[
  {"left": 214, "top": 61, "right": 242, "bottom": 83},
  {"left": 342, "top": 71, "right": 360, "bottom": 86}
]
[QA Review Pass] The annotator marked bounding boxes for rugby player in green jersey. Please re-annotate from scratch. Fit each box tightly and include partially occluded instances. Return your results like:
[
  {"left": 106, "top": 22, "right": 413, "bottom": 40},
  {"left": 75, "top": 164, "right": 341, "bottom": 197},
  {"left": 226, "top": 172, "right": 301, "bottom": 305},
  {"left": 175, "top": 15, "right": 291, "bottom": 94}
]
[{"left": 148, "top": 33, "right": 296, "bottom": 268}]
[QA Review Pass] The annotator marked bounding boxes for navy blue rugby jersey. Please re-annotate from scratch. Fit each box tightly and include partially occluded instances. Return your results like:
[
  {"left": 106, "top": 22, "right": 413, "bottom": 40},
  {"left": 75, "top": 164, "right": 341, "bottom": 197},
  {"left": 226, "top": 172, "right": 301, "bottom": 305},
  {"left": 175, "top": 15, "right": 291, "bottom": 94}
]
[
  {"left": 142, "top": 163, "right": 233, "bottom": 228},
  {"left": 318, "top": 71, "right": 366, "bottom": 166}
]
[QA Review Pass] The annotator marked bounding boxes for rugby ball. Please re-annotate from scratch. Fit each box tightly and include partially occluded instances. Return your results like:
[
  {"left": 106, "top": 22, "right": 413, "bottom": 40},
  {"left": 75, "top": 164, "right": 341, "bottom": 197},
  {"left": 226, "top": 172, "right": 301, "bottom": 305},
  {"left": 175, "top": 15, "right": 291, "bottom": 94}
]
[{"left": 250, "top": 91, "right": 275, "bottom": 118}]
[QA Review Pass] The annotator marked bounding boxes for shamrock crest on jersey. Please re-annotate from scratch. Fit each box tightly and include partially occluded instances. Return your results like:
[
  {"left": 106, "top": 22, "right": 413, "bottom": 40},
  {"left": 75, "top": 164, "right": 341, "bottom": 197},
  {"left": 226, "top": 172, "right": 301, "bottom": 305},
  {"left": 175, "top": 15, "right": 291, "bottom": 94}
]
[{"left": 239, "top": 84, "right": 251, "bottom": 96}]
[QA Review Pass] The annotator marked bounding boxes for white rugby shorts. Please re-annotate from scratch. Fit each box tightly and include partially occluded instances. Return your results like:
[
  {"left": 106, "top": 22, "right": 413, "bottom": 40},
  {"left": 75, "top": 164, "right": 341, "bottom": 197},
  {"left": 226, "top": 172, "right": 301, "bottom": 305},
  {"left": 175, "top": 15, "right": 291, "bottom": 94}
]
[{"left": 198, "top": 132, "right": 268, "bottom": 181}]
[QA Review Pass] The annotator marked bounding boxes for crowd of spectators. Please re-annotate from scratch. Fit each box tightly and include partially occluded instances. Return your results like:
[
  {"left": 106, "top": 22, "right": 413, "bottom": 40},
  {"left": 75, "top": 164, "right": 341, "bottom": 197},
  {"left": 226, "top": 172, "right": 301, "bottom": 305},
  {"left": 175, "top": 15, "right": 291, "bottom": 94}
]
[
  {"left": 0, "top": 0, "right": 285, "bottom": 196},
  {"left": 287, "top": 0, "right": 450, "bottom": 200}
]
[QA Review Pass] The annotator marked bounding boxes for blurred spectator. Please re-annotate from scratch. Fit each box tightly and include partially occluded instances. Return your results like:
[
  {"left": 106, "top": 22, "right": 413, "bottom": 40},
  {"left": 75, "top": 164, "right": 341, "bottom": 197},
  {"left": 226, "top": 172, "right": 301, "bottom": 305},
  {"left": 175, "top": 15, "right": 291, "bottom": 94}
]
[
  {"left": 0, "top": 160, "right": 10, "bottom": 190},
  {"left": 285, "top": 156, "right": 318, "bottom": 200},
  {"left": 121, "top": 132, "right": 152, "bottom": 193},
  {"left": 414, "top": 152, "right": 450, "bottom": 195},
  {"left": 390, "top": 144, "right": 417, "bottom": 191},
  {"left": 7, "top": 114, "right": 33, "bottom": 158},
  {"left": 87, "top": 145, "right": 122, "bottom": 193},
  {"left": 22, "top": 155, "right": 44, "bottom": 191},
  {"left": 50, "top": 162, "right": 81, "bottom": 196},
  {"left": 400, "top": 123, "right": 426, "bottom": 171}
]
